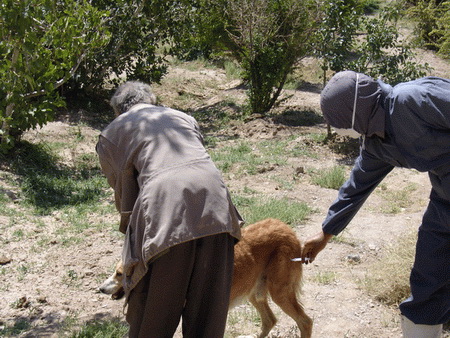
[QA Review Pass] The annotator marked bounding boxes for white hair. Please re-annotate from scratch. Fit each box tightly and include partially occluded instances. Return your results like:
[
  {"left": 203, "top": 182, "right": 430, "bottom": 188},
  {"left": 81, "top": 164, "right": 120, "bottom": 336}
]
[{"left": 110, "top": 81, "right": 157, "bottom": 115}]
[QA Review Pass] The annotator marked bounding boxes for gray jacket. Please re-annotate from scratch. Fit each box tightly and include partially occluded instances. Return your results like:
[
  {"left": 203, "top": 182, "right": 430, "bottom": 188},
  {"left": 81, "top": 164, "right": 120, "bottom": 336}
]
[{"left": 97, "top": 104, "right": 243, "bottom": 294}]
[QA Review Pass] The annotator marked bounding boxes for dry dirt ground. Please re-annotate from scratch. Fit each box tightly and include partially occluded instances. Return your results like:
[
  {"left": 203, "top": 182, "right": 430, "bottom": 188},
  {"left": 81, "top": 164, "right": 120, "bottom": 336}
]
[{"left": 1, "top": 54, "right": 449, "bottom": 338}]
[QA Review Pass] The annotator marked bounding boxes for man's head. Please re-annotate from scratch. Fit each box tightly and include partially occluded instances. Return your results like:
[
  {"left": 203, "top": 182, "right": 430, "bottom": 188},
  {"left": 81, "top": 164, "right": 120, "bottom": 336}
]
[
  {"left": 320, "top": 70, "right": 385, "bottom": 138},
  {"left": 110, "top": 81, "right": 157, "bottom": 115}
]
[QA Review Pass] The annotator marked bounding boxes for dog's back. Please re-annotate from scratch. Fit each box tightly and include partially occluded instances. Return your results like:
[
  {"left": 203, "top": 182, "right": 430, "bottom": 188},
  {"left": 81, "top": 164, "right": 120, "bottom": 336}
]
[{"left": 230, "top": 218, "right": 312, "bottom": 338}]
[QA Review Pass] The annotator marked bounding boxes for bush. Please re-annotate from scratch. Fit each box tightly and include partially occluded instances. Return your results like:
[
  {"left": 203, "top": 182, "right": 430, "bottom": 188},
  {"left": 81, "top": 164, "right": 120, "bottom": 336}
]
[
  {"left": 408, "top": 0, "right": 450, "bottom": 57},
  {"left": 0, "top": 0, "right": 109, "bottom": 152}
]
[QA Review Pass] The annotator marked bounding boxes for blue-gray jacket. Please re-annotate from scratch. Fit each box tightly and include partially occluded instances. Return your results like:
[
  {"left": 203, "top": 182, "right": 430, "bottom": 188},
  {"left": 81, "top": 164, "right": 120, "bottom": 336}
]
[{"left": 323, "top": 77, "right": 450, "bottom": 235}]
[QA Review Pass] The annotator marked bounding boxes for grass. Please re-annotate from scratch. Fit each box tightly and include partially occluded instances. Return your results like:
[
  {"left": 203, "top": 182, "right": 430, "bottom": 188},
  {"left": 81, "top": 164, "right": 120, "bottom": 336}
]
[
  {"left": 313, "top": 271, "right": 338, "bottom": 285},
  {"left": 310, "top": 165, "right": 347, "bottom": 190},
  {"left": 362, "top": 229, "right": 417, "bottom": 306},
  {"left": 231, "top": 193, "right": 314, "bottom": 226},
  {"left": 3, "top": 141, "right": 109, "bottom": 215},
  {"left": 0, "top": 320, "right": 31, "bottom": 336},
  {"left": 376, "top": 183, "right": 418, "bottom": 214},
  {"left": 71, "top": 319, "right": 129, "bottom": 338},
  {"left": 210, "top": 137, "right": 309, "bottom": 177}
]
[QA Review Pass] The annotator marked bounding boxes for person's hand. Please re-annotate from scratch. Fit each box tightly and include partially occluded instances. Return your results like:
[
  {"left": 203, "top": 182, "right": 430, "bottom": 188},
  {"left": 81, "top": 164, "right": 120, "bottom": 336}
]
[{"left": 301, "top": 231, "right": 333, "bottom": 264}]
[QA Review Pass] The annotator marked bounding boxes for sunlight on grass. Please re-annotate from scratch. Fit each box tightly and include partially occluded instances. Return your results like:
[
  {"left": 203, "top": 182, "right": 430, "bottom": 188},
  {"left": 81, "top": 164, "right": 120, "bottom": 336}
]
[
  {"left": 313, "top": 271, "right": 338, "bottom": 285},
  {"left": 310, "top": 165, "right": 346, "bottom": 190},
  {"left": 4, "top": 141, "right": 110, "bottom": 215},
  {"left": 231, "top": 194, "right": 314, "bottom": 225},
  {"left": 211, "top": 139, "right": 299, "bottom": 176},
  {"left": 376, "top": 183, "right": 417, "bottom": 214},
  {"left": 71, "top": 318, "right": 128, "bottom": 338},
  {"left": 362, "top": 229, "right": 416, "bottom": 306}
]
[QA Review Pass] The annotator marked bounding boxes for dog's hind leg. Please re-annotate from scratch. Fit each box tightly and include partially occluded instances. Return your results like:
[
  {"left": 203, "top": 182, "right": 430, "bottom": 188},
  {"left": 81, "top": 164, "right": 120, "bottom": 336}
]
[
  {"left": 249, "top": 277, "right": 277, "bottom": 338},
  {"left": 267, "top": 253, "right": 313, "bottom": 338},
  {"left": 272, "top": 293, "right": 312, "bottom": 338}
]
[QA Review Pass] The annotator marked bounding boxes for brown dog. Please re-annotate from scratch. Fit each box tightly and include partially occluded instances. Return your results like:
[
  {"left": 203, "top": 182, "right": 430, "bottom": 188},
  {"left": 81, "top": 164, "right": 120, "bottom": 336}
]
[{"left": 99, "top": 218, "right": 313, "bottom": 338}]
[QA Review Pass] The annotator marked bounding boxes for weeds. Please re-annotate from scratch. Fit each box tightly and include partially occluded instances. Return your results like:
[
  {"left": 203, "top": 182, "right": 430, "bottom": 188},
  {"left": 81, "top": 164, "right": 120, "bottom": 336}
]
[
  {"left": 4, "top": 141, "right": 109, "bottom": 215},
  {"left": 0, "top": 320, "right": 31, "bottom": 336},
  {"left": 362, "top": 229, "right": 417, "bottom": 306},
  {"left": 313, "top": 271, "right": 338, "bottom": 285},
  {"left": 231, "top": 193, "right": 314, "bottom": 225},
  {"left": 71, "top": 318, "right": 128, "bottom": 338},
  {"left": 376, "top": 183, "right": 417, "bottom": 214},
  {"left": 310, "top": 165, "right": 347, "bottom": 190}
]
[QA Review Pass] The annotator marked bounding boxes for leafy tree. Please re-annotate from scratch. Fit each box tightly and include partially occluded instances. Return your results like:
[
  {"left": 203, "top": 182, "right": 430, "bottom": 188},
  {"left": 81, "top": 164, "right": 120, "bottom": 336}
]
[
  {"left": 220, "top": 0, "right": 319, "bottom": 115},
  {"left": 168, "top": 0, "right": 319, "bottom": 116},
  {"left": 0, "top": 0, "right": 109, "bottom": 152},
  {"left": 434, "top": 1, "right": 450, "bottom": 57},
  {"left": 72, "top": 0, "right": 175, "bottom": 92},
  {"left": 408, "top": 0, "right": 450, "bottom": 57},
  {"left": 350, "top": 4, "right": 430, "bottom": 84},
  {"left": 313, "top": 0, "right": 362, "bottom": 87}
]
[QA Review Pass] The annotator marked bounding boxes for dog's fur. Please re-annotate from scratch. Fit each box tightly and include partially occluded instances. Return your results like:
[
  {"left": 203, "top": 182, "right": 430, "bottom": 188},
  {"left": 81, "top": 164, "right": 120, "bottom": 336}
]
[{"left": 99, "top": 218, "right": 313, "bottom": 338}]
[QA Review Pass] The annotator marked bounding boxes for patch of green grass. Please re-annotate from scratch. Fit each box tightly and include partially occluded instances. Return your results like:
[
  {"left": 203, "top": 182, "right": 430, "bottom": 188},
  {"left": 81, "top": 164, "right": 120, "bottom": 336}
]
[
  {"left": 306, "top": 132, "right": 328, "bottom": 143},
  {"left": 16, "top": 263, "right": 31, "bottom": 281},
  {"left": 376, "top": 183, "right": 417, "bottom": 214},
  {"left": 313, "top": 271, "right": 338, "bottom": 285},
  {"left": 310, "top": 165, "right": 347, "bottom": 190},
  {"left": 231, "top": 194, "right": 314, "bottom": 225},
  {"left": 4, "top": 141, "right": 109, "bottom": 215},
  {"left": 0, "top": 319, "right": 31, "bottom": 336},
  {"left": 330, "top": 232, "right": 358, "bottom": 246},
  {"left": 211, "top": 139, "right": 294, "bottom": 176},
  {"left": 224, "top": 60, "right": 242, "bottom": 80},
  {"left": 362, "top": 229, "right": 416, "bottom": 306},
  {"left": 71, "top": 318, "right": 128, "bottom": 338}
]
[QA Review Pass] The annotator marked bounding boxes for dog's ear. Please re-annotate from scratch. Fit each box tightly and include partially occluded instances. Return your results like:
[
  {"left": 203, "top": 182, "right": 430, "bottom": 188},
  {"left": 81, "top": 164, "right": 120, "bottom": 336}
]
[{"left": 116, "top": 261, "right": 124, "bottom": 276}]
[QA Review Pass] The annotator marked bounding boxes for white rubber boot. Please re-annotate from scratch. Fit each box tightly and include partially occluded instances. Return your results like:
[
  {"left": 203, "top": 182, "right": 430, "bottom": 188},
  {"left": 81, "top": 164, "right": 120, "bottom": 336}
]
[{"left": 401, "top": 315, "right": 443, "bottom": 338}]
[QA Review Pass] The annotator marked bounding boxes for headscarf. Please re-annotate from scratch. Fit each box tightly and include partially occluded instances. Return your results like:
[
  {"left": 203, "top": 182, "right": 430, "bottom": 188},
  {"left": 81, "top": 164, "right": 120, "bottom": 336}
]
[{"left": 320, "top": 70, "right": 386, "bottom": 138}]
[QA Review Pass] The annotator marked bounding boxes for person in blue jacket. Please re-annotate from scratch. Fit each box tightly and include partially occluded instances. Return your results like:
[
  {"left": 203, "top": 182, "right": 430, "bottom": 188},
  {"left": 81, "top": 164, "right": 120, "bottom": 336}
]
[{"left": 300, "top": 70, "right": 450, "bottom": 337}]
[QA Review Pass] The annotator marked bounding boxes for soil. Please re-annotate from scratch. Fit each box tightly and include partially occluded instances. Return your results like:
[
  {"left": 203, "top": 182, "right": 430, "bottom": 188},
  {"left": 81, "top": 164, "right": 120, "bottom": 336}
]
[{"left": 0, "top": 54, "right": 449, "bottom": 338}]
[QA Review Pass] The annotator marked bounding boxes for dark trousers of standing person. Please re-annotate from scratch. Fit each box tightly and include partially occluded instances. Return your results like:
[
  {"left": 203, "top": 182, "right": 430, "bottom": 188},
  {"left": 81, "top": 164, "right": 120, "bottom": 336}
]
[
  {"left": 400, "top": 169, "right": 450, "bottom": 331},
  {"left": 126, "top": 233, "right": 235, "bottom": 338}
]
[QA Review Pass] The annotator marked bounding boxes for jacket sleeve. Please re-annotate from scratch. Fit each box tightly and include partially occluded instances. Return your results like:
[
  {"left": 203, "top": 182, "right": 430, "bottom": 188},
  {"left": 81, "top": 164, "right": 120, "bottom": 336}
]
[
  {"left": 322, "top": 149, "right": 394, "bottom": 235},
  {"left": 96, "top": 135, "right": 139, "bottom": 234}
]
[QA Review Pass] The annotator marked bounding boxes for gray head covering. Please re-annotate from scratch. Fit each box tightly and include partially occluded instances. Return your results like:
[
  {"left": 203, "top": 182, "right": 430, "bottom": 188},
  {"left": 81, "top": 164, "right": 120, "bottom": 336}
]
[{"left": 320, "top": 70, "right": 385, "bottom": 138}]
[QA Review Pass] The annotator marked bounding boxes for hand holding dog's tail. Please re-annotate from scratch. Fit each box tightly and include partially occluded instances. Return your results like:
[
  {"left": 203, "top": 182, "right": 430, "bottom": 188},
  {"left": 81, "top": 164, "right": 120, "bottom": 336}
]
[{"left": 301, "top": 231, "right": 333, "bottom": 264}]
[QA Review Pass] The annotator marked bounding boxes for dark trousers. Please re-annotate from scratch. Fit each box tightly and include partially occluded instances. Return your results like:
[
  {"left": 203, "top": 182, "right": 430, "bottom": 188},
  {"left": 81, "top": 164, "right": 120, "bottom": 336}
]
[
  {"left": 400, "top": 170, "right": 450, "bottom": 325},
  {"left": 126, "top": 233, "right": 235, "bottom": 338}
]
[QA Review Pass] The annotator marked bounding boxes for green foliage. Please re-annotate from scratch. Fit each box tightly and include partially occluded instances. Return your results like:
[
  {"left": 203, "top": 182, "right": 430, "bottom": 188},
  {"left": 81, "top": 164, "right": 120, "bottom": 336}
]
[
  {"left": 222, "top": 0, "right": 318, "bottom": 115},
  {"left": 311, "top": 165, "right": 347, "bottom": 190},
  {"left": 172, "top": 0, "right": 319, "bottom": 115},
  {"left": 73, "top": 0, "right": 174, "bottom": 91},
  {"left": 314, "top": 0, "right": 362, "bottom": 84},
  {"left": 315, "top": 0, "right": 430, "bottom": 85},
  {"left": 0, "top": 0, "right": 110, "bottom": 152},
  {"left": 72, "top": 319, "right": 128, "bottom": 338},
  {"left": 435, "top": 2, "right": 450, "bottom": 57},
  {"left": 409, "top": 0, "right": 450, "bottom": 57},
  {"left": 350, "top": 4, "right": 430, "bottom": 84},
  {"left": 2, "top": 141, "right": 108, "bottom": 215}
]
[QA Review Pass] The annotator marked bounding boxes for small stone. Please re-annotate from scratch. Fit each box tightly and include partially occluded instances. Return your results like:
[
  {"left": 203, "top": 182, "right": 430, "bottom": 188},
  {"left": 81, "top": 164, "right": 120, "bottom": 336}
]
[{"left": 346, "top": 254, "right": 361, "bottom": 263}]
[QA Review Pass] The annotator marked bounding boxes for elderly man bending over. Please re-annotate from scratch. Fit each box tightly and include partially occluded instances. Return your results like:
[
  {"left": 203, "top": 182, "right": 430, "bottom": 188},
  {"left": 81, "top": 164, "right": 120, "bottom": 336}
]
[{"left": 96, "top": 81, "right": 243, "bottom": 338}]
